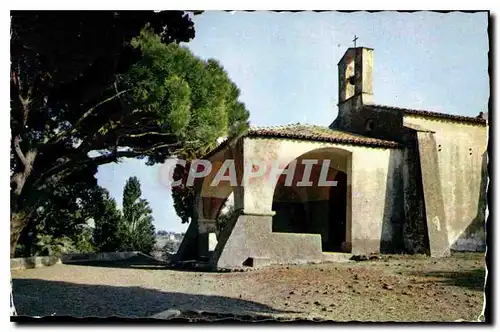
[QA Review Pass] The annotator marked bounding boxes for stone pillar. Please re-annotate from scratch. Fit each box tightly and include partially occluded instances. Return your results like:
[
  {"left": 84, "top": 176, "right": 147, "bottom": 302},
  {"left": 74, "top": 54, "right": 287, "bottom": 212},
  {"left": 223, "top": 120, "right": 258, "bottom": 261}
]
[
  {"left": 172, "top": 177, "right": 204, "bottom": 262},
  {"left": 402, "top": 132, "right": 430, "bottom": 254},
  {"left": 198, "top": 218, "right": 218, "bottom": 258},
  {"left": 416, "top": 132, "right": 450, "bottom": 257}
]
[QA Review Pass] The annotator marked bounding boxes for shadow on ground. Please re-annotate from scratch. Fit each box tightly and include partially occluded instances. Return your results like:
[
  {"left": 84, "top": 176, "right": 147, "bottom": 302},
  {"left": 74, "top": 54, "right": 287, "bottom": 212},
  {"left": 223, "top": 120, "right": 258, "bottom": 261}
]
[
  {"left": 12, "top": 278, "right": 297, "bottom": 319},
  {"left": 407, "top": 268, "right": 486, "bottom": 292}
]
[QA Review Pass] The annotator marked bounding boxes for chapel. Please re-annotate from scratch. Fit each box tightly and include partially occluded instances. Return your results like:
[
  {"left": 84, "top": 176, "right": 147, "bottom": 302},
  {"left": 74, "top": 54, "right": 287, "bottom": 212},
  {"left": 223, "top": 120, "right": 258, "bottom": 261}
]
[{"left": 174, "top": 46, "right": 488, "bottom": 269}]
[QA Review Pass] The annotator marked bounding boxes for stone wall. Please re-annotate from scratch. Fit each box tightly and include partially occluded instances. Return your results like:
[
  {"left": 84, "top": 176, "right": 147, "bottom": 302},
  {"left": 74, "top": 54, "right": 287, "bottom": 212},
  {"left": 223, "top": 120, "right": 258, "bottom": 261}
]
[
  {"left": 403, "top": 115, "right": 488, "bottom": 252},
  {"left": 416, "top": 131, "right": 450, "bottom": 257},
  {"left": 11, "top": 256, "right": 61, "bottom": 270},
  {"left": 333, "top": 104, "right": 405, "bottom": 143},
  {"left": 213, "top": 214, "right": 325, "bottom": 268},
  {"left": 60, "top": 251, "right": 143, "bottom": 263},
  {"left": 401, "top": 130, "right": 430, "bottom": 254},
  {"left": 11, "top": 252, "right": 163, "bottom": 271}
]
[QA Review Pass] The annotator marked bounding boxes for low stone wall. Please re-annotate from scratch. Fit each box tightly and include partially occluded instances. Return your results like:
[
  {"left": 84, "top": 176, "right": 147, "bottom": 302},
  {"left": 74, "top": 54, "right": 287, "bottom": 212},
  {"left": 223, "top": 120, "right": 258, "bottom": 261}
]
[
  {"left": 60, "top": 251, "right": 140, "bottom": 263},
  {"left": 11, "top": 256, "right": 61, "bottom": 271},
  {"left": 11, "top": 252, "right": 160, "bottom": 271},
  {"left": 214, "top": 214, "right": 327, "bottom": 269}
]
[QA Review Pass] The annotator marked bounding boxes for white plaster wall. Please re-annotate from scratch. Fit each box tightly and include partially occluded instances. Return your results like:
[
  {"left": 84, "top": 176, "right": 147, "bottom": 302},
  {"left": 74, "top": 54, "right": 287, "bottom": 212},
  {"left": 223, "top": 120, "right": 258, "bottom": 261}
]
[
  {"left": 350, "top": 148, "right": 404, "bottom": 253},
  {"left": 403, "top": 115, "right": 488, "bottom": 251}
]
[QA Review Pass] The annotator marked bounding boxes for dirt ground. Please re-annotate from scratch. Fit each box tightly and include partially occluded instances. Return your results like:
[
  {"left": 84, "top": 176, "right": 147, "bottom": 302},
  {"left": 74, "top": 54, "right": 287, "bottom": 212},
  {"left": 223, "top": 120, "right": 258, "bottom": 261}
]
[{"left": 11, "top": 252, "right": 486, "bottom": 322}]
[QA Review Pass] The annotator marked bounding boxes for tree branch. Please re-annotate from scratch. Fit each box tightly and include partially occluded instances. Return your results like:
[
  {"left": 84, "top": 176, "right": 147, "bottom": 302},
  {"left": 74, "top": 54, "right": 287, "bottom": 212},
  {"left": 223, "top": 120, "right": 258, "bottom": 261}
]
[
  {"left": 11, "top": 70, "right": 19, "bottom": 91},
  {"left": 47, "top": 89, "right": 131, "bottom": 145},
  {"left": 75, "top": 89, "right": 130, "bottom": 129},
  {"left": 123, "top": 131, "right": 175, "bottom": 138},
  {"left": 32, "top": 140, "right": 197, "bottom": 191},
  {"left": 17, "top": 73, "right": 37, "bottom": 127},
  {"left": 13, "top": 136, "right": 28, "bottom": 167}
]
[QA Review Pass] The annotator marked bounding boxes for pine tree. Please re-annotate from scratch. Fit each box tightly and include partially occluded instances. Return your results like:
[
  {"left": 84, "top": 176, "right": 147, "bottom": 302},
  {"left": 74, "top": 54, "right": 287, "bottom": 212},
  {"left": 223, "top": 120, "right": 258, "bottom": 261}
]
[
  {"left": 93, "top": 188, "right": 124, "bottom": 252},
  {"left": 121, "top": 177, "right": 156, "bottom": 254}
]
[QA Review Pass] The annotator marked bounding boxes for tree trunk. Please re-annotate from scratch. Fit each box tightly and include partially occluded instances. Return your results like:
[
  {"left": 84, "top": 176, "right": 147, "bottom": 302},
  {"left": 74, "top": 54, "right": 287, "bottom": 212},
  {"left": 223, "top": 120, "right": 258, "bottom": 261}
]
[
  {"left": 11, "top": 147, "right": 38, "bottom": 258},
  {"left": 10, "top": 281, "right": 17, "bottom": 316},
  {"left": 10, "top": 212, "right": 28, "bottom": 258}
]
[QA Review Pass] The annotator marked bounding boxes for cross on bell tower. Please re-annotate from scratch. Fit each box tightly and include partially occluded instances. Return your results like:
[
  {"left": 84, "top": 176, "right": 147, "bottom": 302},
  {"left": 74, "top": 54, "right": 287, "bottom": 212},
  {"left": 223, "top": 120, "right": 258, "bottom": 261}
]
[{"left": 352, "top": 35, "right": 359, "bottom": 48}]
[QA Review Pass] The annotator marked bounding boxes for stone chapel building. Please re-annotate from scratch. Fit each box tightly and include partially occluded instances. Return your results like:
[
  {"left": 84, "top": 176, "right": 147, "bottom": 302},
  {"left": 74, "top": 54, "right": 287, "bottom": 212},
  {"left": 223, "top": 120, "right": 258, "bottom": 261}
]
[{"left": 174, "top": 47, "right": 488, "bottom": 269}]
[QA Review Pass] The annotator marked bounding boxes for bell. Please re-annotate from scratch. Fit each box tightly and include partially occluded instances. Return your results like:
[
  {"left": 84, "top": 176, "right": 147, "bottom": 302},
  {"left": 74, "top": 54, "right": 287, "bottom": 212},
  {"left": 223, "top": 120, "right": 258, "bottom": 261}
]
[{"left": 347, "top": 75, "right": 356, "bottom": 85}]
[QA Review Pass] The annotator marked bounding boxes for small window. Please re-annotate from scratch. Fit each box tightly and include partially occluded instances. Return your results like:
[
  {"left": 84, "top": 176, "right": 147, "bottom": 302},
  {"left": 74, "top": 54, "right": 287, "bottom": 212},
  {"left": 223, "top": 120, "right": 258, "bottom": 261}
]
[{"left": 365, "top": 119, "right": 374, "bottom": 131}]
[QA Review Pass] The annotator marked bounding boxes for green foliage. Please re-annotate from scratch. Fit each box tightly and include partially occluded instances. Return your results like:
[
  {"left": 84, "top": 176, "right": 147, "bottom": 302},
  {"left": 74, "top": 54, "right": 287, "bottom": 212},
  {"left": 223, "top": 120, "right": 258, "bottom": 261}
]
[
  {"left": 162, "top": 240, "right": 179, "bottom": 261},
  {"left": 124, "top": 28, "right": 250, "bottom": 165},
  {"left": 120, "top": 177, "right": 156, "bottom": 255},
  {"left": 123, "top": 176, "right": 143, "bottom": 219},
  {"left": 216, "top": 196, "right": 239, "bottom": 234},
  {"left": 16, "top": 175, "right": 157, "bottom": 257},
  {"left": 134, "top": 25, "right": 252, "bottom": 224},
  {"left": 10, "top": 12, "right": 249, "bottom": 254},
  {"left": 10, "top": 11, "right": 195, "bottom": 253},
  {"left": 32, "top": 233, "right": 75, "bottom": 257},
  {"left": 15, "top": 166, "right": 103, "bottom": 257},
  {"left": 172, "top": 163, "right": 195, "bottom": 224},
  {"left": 92, "top": 189, "right": 124, "bottom": 252},
  {"left": 72, "top": 226, "right": 96, "bottom": 254}
]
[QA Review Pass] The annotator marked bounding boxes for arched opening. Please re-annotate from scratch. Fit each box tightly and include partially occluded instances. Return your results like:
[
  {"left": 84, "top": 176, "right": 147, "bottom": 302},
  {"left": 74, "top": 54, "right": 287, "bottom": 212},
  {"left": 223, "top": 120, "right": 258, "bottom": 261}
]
[
  {"left": 271, "top": 147, "right": 351, "bottom": 253},
  {"left": 198, "top": 158, "right": 236, "bottom": 222},
  {"left": 197, "top": 158, "right": 236, "bottom": 258},
  {"left": 272, "top": 185, "right": 308, "bottom": 234}
]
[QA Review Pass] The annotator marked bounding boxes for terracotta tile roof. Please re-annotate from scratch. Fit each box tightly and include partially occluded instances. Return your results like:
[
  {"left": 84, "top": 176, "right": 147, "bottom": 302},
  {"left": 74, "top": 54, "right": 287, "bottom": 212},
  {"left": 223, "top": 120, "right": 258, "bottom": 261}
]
[
  {"left": 246, "top": 124, "right": 401, "bottom": 148},
  {"left": 365, "top": 104, "right": 487, "bottom": 125}
]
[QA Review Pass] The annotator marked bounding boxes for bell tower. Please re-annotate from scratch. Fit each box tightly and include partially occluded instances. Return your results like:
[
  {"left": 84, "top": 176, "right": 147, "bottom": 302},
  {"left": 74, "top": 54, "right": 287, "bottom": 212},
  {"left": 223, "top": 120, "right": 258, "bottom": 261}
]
[{"left": 337, "top": 46, "right": 374, "bottom": 106}]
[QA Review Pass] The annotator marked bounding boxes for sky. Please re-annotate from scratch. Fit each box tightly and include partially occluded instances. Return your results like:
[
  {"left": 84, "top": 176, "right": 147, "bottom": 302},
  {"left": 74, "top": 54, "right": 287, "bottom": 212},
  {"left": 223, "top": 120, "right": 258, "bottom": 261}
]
[{"left": 96, "top": 11, "right": 489, "bottom": 233}]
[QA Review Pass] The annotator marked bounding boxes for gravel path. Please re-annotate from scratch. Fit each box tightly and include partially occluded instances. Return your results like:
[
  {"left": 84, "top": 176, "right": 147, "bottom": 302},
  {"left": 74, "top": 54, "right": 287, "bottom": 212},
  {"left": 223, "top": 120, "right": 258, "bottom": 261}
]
[{"left": 11, "top": 252, "right": 486, "bottom": 322}]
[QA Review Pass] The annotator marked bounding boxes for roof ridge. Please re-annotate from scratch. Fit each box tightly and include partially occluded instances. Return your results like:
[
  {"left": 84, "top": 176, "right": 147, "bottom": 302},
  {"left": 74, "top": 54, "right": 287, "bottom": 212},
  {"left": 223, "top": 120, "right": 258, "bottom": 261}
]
[
  {"left": 246, "top": 123, "right": 401, "bottom": 148},
  {"left": 250, "top": 123, "right": 331, "bottom": 129},
  {"left": 367, "top": 104, "right": 486, "bottom": 124},
  {"left": 250, "top": 122, "right": 307, "bottom": 131}
]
